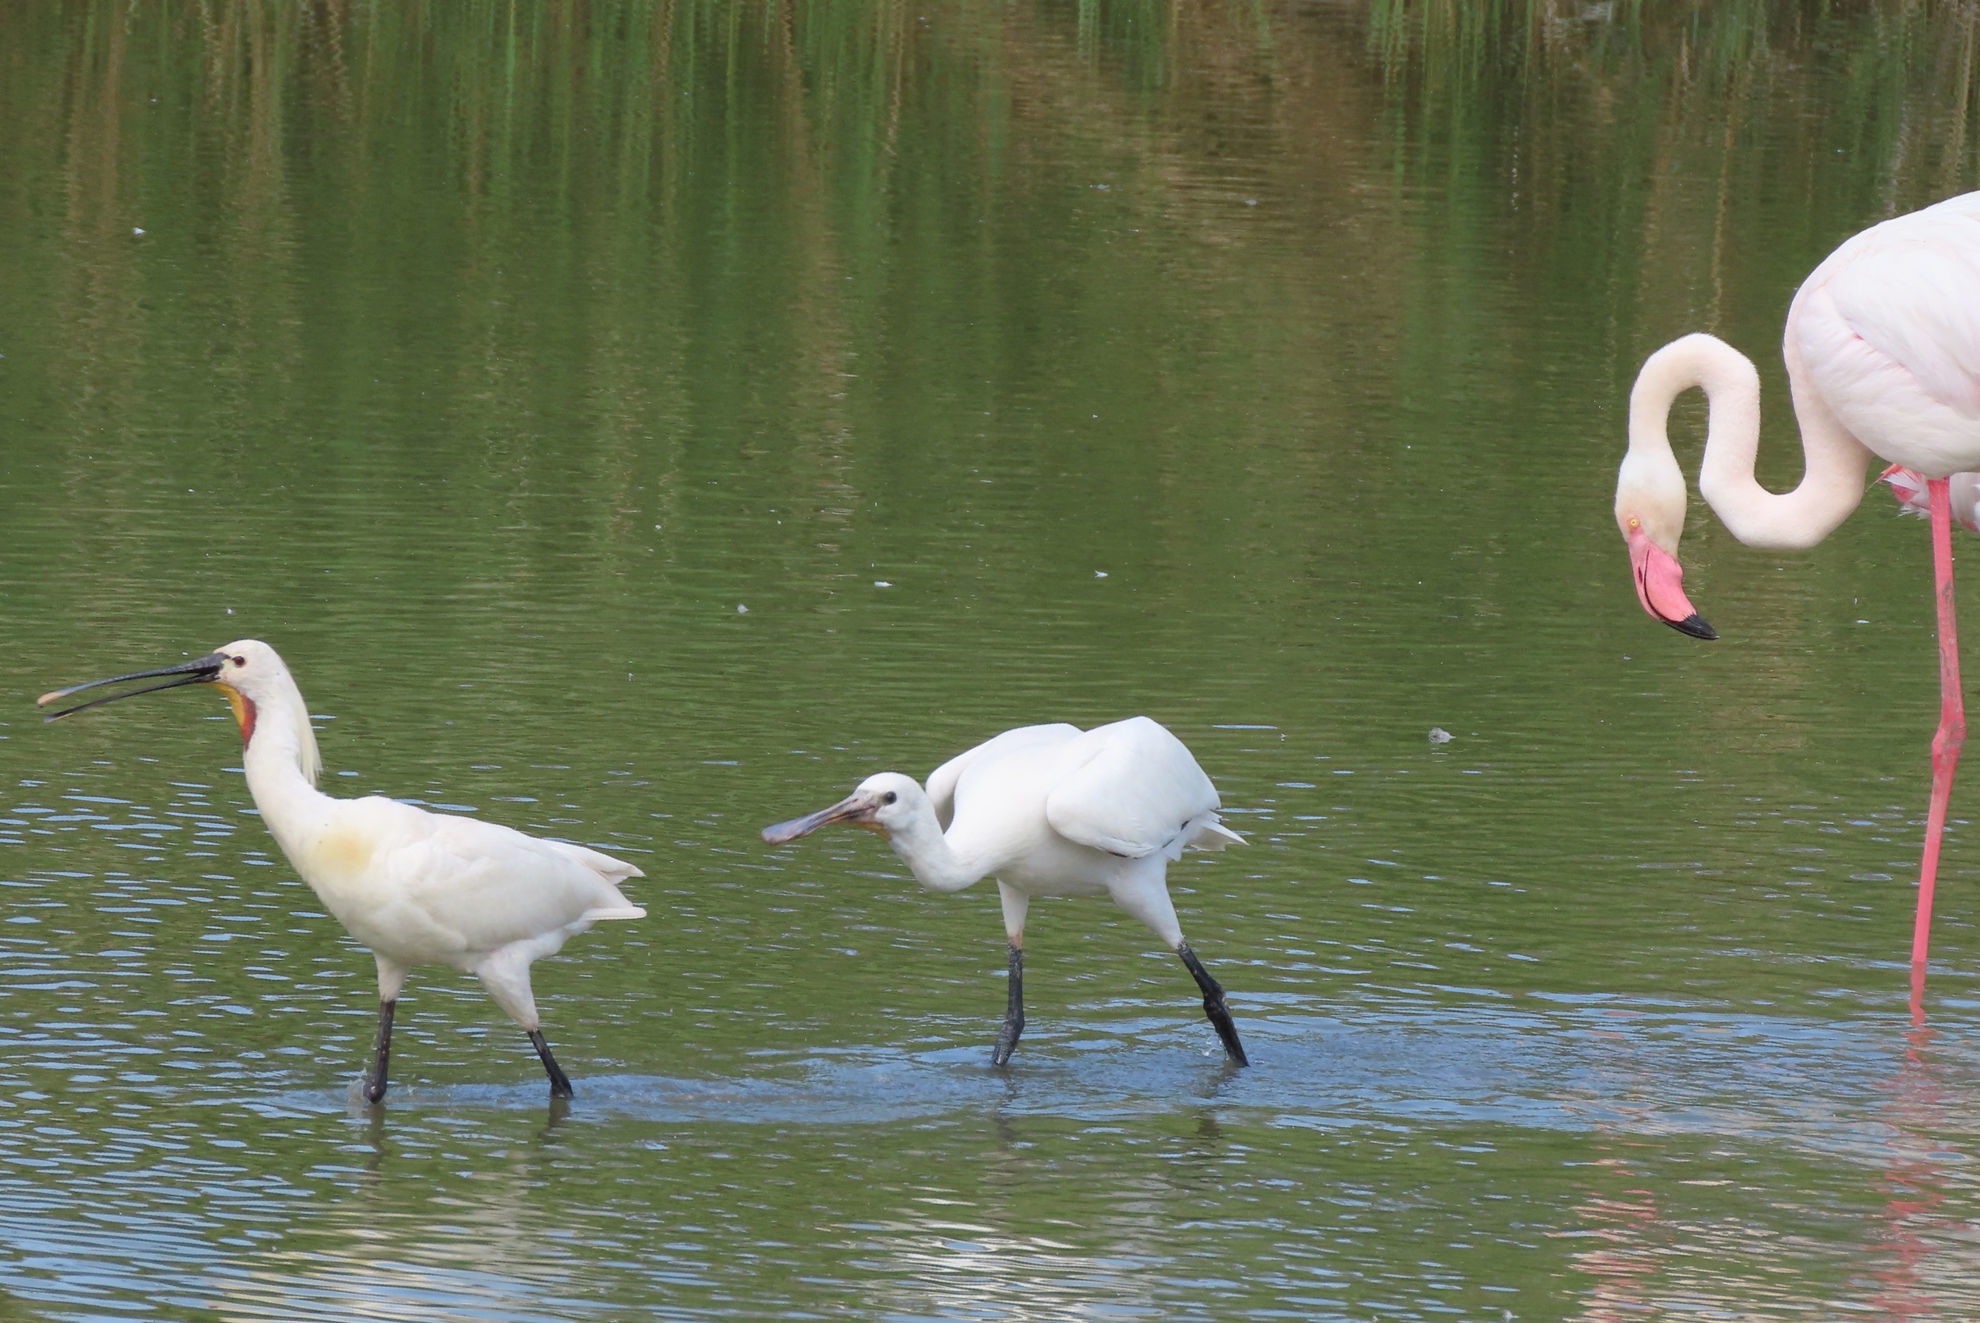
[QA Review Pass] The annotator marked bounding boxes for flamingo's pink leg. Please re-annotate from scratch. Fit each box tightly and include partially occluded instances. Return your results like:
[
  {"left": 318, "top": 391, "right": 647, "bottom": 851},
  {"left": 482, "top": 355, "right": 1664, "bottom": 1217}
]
[{"left": 1913, "top": 476, "right": 1965, "bottom": 974}]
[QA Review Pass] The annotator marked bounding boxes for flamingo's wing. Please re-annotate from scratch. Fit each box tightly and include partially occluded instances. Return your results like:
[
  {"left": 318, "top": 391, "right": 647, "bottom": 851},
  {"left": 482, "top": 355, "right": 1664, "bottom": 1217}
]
[
  {"left": 1794, "top": 191, "right": 1980, "bottom": 469},
  {"left": 1043, "top": 716, "right": 1235, "bottom": 859},
  {"left": 1883, "top": 465, "right": 1980, "bottom": 534},
  {"left": 926, "top": 723, "right": 1081, "bottom": 830}
]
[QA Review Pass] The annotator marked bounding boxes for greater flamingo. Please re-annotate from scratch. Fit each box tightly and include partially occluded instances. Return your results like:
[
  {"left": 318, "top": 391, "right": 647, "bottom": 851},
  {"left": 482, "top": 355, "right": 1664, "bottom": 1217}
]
[
  {"left": 761, "top": 716, "right": 1249, "bottom": 1066},
  {"left": 40, "top": 641, "right": 645, "bottom": 1101},
  {"left": 1614, "top": 190, "right": 1980, "bottom": 979}
]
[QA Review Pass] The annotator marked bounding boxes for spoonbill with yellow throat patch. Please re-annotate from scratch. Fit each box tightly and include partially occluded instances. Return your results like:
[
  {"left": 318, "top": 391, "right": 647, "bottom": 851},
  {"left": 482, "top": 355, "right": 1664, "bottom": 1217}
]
[{"left": 40, "top": 639, "right": 645, "bottom": 1102}]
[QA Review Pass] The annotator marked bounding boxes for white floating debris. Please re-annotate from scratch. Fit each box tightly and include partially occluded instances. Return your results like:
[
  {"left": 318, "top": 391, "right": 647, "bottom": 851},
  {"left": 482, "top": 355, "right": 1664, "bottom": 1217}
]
[
  {"left": 1428, "top": 727, "right": 1453, "bottom": 745},
  {"left": 1095, "top": 570, "right": 1109, "bottom": 578},
  {"left": 133, "top": 227, "right": 146, "bottom": 235},
  {"left": 874, "top": 581, "right": 892, "bottom": 588},
  {"left": 736, "top": 604, "right": 749, "bottom": 613}
]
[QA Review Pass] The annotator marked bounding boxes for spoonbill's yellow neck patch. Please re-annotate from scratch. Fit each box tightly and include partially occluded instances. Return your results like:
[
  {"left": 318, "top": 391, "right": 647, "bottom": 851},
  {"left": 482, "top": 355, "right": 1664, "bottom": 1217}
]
[{"left": 216, "top": 681, "right": 257, "bottom": 748}]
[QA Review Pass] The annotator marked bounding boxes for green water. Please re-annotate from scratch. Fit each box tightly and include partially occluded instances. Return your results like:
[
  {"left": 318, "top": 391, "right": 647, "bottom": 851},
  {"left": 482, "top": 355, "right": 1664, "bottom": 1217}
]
[{"left": 3, "top": 1, "right": 1979, "bottom": 1318}]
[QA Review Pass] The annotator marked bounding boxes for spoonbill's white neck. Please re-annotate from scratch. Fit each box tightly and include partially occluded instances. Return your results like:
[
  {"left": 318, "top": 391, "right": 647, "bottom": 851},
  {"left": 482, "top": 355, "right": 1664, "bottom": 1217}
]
[
  {"left": 1625, "top": 332, "right": 1868, "bottom": 550},
  {"left": 232, "top": 675, "right": 325, "bottom": 821}
]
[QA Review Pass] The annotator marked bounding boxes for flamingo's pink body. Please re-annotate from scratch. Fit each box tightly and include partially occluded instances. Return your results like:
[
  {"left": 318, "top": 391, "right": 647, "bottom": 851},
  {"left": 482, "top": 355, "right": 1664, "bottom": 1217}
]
[
  {"left": 1614, "top": 190, "right": 1980, "bottom": 989},
  {"left": 1883, "top": 465, "right": 1980, "bottom": 534}
]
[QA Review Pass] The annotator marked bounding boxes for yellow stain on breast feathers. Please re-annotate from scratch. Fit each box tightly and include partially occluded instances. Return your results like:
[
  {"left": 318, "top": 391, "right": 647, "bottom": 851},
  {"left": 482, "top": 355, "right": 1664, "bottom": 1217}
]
[{"left": 312, "top": 826, "right": 376, "bottom": 878}]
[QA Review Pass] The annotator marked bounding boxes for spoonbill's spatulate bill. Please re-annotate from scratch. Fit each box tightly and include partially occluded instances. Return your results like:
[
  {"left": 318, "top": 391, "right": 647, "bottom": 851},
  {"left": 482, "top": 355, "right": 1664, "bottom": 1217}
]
[
  {"left": 762, "top": 716, "right": 1249, "bottom": 1067},
  {"left": 1613, "top": 189, "right": 1980, "bottom": 978},
  {"left": 39, "top": 640, "right": 645, "bottom": 1101}
]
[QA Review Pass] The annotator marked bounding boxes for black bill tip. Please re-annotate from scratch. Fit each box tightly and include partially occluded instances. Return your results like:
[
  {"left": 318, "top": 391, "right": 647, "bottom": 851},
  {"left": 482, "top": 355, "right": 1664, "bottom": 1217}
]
[{"left": 1665, "top": 613, "right": 1718, "bottom": 641}]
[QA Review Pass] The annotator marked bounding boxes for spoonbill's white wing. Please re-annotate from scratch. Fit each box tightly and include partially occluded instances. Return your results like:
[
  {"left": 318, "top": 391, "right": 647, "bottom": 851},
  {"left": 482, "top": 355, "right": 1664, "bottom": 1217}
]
[
  {"left": 1043, "top": 716, "right": 1238, "bottom": 859},
  {"left": 539, "top": 835, "right": 646, "bottom": 892},
  {"left": 925, "top": 722, "right": 1081, "bottom": 830},
  {"left": 409, "top": 813, "right": 646, "bottom": 935},
  {"left": 320, "top": 800, "right": 644, "bottom": 961}
]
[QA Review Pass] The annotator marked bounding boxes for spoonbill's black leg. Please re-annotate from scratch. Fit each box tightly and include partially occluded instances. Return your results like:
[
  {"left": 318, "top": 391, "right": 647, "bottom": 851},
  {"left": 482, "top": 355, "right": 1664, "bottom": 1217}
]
[
  {"left": 363, "top": 999, "right": 397, "bottom": 1103},
  {"left": 1177, "top": 943, "right": 1248, "bottom": 1067},
  {"left": 528, "top": 1029, "right": 575, "bottom": 1098},
  {"left": 991, "top": 942, "right": 1025, "bottom": 1067}
]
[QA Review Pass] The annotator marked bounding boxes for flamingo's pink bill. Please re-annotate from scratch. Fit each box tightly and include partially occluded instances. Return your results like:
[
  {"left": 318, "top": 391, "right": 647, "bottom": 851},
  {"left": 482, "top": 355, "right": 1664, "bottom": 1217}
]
[{"left": 1628, "top": 533, "right": 1716, "bottom": 640}]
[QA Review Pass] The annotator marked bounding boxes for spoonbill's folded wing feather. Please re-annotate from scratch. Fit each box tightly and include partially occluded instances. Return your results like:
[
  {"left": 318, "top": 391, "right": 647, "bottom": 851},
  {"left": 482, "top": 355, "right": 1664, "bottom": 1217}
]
[
  {"left": 539, "top": 836, "right": 647, "bottom": 891},
  {"left": 1189, "top": 819, "right": 1247, "bottom": 851},
  {"left": 1043, "top": 716, "right": 1232, "bottom": 859},
  {"left": 371, "top": 812, "right": 645, "bottom": 957},
  {"left": 926, "top": 722, "right": 1081, "bottom": 830}
]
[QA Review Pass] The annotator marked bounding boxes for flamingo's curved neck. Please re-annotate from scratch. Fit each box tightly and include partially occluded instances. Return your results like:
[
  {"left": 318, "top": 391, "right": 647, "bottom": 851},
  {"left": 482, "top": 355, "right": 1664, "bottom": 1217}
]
[
  {"left": 883, "top": 799, "right": 986, "bottom": 894},
  {"left": 1628, "top": 332, "right": 1870, "bottom": 550}
]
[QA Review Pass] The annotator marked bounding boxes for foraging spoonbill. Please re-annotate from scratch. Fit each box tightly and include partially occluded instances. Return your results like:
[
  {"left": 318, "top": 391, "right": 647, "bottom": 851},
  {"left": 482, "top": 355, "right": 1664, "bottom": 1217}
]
[
  {"left": 39, "top": 640, "right": 644, "bottom": 1101},
  {"left": 762, "top": 716, "right": 1249, "bottom": 1067},
  {"left": 1614, "top": 189, "right": 1980, "bottom": 973}
]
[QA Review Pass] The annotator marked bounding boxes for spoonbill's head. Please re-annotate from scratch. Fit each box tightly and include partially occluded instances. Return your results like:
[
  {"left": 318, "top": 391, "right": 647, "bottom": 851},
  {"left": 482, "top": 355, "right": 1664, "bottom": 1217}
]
[
  {"left": 39, "top": 638, "right": 295, "bottom": 748},
  {"left": 1615, "top": 455, "right": 1716, "bottom": 640},
  {"left": 761, "top": 772, "right": 925, "bottom": 846}
]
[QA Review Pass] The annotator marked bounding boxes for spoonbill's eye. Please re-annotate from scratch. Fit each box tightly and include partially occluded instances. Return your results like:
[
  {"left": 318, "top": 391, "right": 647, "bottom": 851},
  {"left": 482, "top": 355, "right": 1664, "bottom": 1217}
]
[{"left": 881, "top": 791, "right": 898, "bottom": 805}]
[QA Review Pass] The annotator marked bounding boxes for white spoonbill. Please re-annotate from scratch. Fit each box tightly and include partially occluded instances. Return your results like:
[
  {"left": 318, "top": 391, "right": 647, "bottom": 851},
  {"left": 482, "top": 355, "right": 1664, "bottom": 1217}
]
[
  {"left": 1614, "top": 189, "right": 1980, "bottom": 973},
  {"left": 39, "top": 640, "right": 644, "bottom": 1102},
  {"left": 761, "top": 716, "right": 1250, "bottom": 1067}
]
